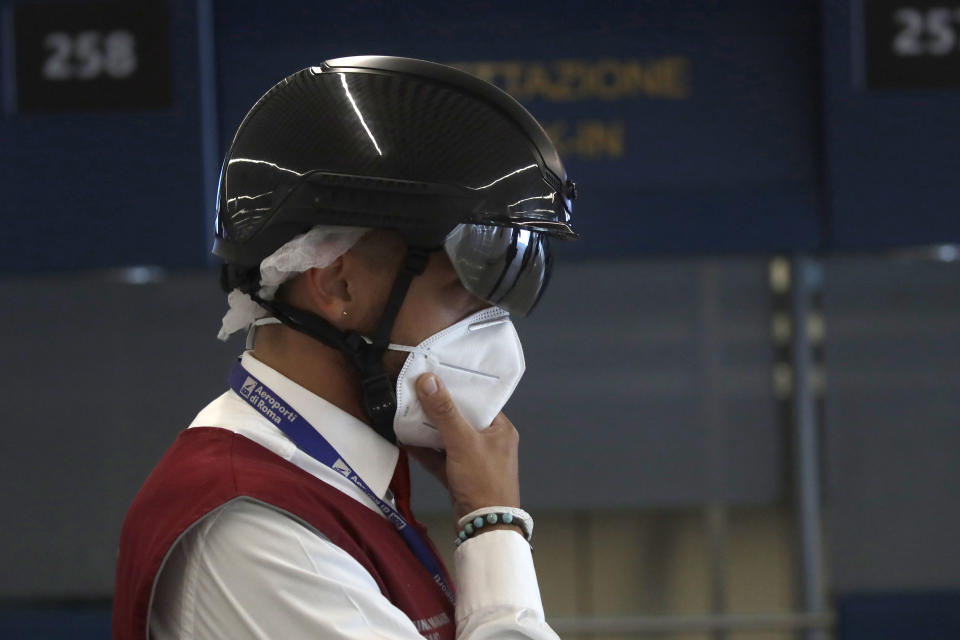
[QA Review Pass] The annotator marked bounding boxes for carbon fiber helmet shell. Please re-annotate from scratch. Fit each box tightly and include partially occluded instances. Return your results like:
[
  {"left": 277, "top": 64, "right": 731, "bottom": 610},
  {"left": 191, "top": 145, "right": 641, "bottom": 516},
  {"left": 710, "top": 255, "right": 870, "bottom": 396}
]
[{"left": 214, "top": 56, "right": 577, "bottom": 269}]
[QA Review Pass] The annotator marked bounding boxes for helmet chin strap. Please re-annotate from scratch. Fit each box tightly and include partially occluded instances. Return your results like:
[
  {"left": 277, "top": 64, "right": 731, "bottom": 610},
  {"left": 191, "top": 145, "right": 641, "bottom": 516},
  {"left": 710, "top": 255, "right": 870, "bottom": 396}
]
[{"left": 249, "top": 246, "right": 431, "bottom": 444}]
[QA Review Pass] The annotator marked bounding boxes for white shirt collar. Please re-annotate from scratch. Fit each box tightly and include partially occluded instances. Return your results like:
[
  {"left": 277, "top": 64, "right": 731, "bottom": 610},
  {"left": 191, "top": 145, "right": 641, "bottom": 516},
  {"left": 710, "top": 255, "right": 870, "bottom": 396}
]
[{"left": 189, "top": 351, "right": 399, "bottom": 503}]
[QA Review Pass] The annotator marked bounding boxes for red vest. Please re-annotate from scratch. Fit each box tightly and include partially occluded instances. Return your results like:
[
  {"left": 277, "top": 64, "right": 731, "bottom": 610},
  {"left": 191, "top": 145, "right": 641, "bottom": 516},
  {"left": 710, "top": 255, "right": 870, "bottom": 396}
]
[{"left": 113, "top": 427, "right": 455, "bottom": 640}]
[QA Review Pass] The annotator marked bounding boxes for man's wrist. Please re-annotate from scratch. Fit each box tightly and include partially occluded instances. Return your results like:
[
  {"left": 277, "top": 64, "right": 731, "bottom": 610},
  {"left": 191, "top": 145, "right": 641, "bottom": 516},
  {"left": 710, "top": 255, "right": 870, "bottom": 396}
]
[
  {"left": 473, "top": 523, "right": 525, "bottom": 537},
  {"left": 454, "top": 507, "right": 534, "bottom": 547}
]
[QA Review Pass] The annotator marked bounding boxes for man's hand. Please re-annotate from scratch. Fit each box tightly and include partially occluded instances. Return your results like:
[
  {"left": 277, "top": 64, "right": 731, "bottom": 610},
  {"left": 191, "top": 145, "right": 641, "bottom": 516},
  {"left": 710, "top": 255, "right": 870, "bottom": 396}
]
[{"left": 404, "top": 373, "right": 521, "bottom": 532}]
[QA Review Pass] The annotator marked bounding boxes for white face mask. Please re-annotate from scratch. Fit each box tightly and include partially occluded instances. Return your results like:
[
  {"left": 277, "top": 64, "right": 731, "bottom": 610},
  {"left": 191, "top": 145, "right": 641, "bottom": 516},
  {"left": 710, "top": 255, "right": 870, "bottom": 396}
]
[{"left": 390, "top": 307, "right": 525, "bottom": 449}]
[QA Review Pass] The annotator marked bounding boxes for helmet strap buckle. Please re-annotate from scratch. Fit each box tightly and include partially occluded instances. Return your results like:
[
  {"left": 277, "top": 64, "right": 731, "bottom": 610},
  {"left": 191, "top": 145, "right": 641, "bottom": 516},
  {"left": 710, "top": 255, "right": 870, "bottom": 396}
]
[{"left": 359, "top": 372, "right": 397, "bottom": 438}]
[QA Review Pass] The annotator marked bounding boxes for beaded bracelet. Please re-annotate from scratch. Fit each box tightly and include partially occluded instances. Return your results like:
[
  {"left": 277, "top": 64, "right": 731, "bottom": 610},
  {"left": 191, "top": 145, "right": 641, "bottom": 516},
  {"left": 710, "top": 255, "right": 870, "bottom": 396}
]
[{"left": 454, "top": 507, "right": 534, "bottom": 547}]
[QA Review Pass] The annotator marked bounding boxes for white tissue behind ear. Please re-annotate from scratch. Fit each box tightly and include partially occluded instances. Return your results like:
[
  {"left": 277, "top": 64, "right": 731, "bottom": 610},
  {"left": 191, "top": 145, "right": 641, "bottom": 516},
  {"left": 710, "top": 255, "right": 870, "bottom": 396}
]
[{"left": 217, "top": 225, "right": 370, "bottom": 341}]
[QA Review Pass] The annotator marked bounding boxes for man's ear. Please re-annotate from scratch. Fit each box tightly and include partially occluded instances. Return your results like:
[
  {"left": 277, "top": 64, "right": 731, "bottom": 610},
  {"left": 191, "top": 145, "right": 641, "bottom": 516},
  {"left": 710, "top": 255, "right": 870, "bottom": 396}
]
[{"left": 302, "top": 257, "right": 351, "bottom": 322}]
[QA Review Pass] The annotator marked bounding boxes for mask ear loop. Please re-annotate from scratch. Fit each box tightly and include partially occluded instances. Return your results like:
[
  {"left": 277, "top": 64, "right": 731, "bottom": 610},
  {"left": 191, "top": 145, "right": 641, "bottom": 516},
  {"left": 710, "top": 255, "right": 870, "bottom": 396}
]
[
  {"left": 381, "top": 313, "right": 509, "bottom": 356},
  {"left": 246, "top": 317, "right": 282, "bottom": 351}
]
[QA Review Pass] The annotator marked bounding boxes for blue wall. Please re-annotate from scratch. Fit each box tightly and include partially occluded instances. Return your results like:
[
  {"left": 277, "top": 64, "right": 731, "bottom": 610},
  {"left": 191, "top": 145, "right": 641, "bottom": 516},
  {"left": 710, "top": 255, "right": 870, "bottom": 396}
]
[
  {"left": 0, "top": 606, "right": 111, "bottom": 640},
  {"left": 1, "top": 0, "right": 210, "bottom": 272},
  {"left": 3, "top": 0, "right": 958, "bottom": 273},
  {"left": 837, "top": 592, "right": 960, "bottom": 640},
  {"left": 213, "top": 0, "right": 823, "bottom": 257},
  {"left": 822, "top": 0, "right": 960, "bottom": 250}
]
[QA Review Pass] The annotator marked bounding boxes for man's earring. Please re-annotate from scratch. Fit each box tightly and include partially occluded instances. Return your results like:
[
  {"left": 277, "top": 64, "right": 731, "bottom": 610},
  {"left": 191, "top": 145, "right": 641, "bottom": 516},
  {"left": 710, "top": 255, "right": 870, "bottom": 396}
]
[{"left": 342, "top": 310, "right": 349, "bottom": 317}]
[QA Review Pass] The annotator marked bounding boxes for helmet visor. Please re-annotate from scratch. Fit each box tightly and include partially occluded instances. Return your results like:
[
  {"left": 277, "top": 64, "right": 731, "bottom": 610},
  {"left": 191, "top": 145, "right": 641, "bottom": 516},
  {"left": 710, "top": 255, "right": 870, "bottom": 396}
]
[{"left": 443, "top": 224, "right": 551, "bottom": 317}]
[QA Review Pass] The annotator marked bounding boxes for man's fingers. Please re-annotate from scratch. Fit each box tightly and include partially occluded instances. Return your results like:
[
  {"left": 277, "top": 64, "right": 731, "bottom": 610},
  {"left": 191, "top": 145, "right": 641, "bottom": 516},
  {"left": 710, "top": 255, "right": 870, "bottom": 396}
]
[
  {"left": 484, "top": 412, "right": 515, "bottom": 434},
  {"left": 416, "top": 373, "right": 475, "bottom": 442}
]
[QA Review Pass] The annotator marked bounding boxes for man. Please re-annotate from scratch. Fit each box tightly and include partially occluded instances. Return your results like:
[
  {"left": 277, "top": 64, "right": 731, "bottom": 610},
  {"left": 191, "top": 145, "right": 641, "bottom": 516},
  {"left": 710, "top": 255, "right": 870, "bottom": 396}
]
[{"left": 113, "top": 56, "right": 578, "bottom": 639}]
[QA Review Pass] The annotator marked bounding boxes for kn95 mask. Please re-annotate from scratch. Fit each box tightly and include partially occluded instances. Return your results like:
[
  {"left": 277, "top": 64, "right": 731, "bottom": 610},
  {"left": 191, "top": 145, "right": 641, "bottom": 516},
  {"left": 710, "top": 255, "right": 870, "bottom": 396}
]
[{"left": 390, "top": 307, "right": 525, "bottom": 448}]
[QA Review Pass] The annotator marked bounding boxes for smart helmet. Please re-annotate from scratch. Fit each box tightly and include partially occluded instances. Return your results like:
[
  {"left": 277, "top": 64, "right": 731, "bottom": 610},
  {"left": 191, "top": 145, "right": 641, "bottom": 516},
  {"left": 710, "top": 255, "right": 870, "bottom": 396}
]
[{"left": 214, "top": 55, "right": 578, "bottom": 441}]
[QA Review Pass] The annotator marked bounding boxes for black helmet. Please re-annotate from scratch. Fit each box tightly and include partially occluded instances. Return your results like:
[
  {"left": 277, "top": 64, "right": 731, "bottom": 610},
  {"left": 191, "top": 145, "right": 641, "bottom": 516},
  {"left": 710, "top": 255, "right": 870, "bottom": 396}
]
[
  {"left": 214, "top": 55, "right": 578, "bottom": 441},
  {"left": 215, "top": 55, "right": 577, "bottom": 316}
]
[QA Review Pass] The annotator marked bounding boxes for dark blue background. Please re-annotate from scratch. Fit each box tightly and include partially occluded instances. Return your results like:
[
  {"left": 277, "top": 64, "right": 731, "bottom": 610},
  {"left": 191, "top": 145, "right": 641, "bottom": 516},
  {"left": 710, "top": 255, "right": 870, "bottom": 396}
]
[
  {"left": 214, "top": 0, "right": 823, "bottom": 258},
  {"left": 823, "top": 0, "right": 960, "bottom": 250},
  {"left": 837, "top": 592, "right": 960, "bottom": 640},
  {"left": 1, "top": 0, "right": 957, "bottom": 271},
  {"left": 1, "top": 0, "right": 208, "bottom": 271}
]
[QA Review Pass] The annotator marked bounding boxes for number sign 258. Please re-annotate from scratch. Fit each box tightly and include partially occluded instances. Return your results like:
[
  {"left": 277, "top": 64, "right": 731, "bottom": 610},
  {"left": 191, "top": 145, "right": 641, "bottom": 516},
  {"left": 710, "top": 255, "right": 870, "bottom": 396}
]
[
  {"left": 43, "top": 30, "right": 138, "bottom": 81},
  {"left": 13, "top": 2, "right": 172, "bottom": 113}
]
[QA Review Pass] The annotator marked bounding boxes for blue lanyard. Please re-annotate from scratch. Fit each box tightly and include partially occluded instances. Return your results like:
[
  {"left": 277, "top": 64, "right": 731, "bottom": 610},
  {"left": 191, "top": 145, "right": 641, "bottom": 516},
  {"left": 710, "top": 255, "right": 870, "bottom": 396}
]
[{"left": 229, "top": 362, "right": 455, "bottom": 604}]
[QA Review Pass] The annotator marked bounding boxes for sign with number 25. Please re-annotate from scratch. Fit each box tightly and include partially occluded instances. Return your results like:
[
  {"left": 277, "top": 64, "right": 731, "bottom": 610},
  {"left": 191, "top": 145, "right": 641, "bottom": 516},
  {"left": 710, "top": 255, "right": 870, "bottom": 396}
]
[
  {"left": 13, "top": 1, "right": 172, "bottom": 113},
  {"left": 864, "top": 0, "right": 960, "bottom": 89}
]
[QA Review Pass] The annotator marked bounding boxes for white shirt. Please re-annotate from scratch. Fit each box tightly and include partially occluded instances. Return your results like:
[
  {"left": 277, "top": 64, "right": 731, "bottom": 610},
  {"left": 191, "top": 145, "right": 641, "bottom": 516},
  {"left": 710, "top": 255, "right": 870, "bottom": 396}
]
[{"left": 149, "top": 352, "right": 558, "bottom": 639}]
